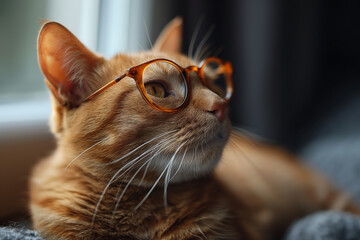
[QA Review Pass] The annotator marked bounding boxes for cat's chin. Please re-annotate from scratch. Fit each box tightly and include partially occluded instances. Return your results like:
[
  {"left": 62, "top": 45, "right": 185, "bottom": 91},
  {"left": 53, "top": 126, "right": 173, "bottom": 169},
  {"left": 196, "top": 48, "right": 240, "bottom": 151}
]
[
  {"left": 168, "top": 147, "right": 224, "bottom": 183},
  {"left": 143, "top": 135, "right": 228, "bottom": 185},
  {"left": 167, "top": 126, "right": 230, "bottom": 183}
]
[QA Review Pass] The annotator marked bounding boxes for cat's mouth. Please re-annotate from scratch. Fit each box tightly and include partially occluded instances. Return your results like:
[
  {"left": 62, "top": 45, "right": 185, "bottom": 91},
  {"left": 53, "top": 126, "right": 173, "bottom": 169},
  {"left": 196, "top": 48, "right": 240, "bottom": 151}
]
[{"left": 188, "top": 130, "right": 228, "bottom": 152}]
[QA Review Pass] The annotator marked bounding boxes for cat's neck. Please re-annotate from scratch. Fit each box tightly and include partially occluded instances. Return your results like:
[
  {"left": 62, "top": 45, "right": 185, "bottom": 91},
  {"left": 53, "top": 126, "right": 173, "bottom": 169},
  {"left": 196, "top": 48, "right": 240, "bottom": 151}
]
[
  {"left": 54, "top": 148, "right": 226, "bottom": 217},
  {"left": 56, "top": 142, "right": 217, "bottom": 188},
  {"left": 32, "top": 149, "right": 244, "bottom": 239}
]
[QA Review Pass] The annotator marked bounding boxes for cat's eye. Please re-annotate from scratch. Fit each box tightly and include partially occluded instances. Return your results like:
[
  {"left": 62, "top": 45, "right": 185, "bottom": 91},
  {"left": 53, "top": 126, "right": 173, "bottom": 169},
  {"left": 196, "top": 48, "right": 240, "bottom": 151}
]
[
  {"left": 85, "top": 58, "right": 233, "bottom": 112},
  {"left": 200, "top": 58, "right": 233, "bottom": 101},
  {"left": 142, "top": 61, "right": 187, "bottom": 109},
  {"left": 145, "top": 82, "right": 168, "bottom": 98}
]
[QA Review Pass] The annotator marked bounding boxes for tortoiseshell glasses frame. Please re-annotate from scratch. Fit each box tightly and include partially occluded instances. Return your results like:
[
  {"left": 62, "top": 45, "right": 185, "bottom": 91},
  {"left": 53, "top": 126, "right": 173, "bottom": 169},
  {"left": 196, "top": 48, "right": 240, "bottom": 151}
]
[{"left": 84, "top": 57, "right": 233, "bottom": 112}]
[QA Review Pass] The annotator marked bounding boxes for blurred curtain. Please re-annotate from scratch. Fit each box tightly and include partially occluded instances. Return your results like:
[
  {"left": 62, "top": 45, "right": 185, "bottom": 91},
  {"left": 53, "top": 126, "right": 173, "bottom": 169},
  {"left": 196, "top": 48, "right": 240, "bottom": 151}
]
[{"left": 150, "top": 0, "right": 360, "bottom": 148}]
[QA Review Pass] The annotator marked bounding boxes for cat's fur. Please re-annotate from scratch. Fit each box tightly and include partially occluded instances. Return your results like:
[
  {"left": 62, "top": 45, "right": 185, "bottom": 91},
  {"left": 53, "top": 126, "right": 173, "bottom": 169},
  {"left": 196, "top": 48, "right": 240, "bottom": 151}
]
[{"left": 30, "top": 18, "right": 360, "bottom": 240}]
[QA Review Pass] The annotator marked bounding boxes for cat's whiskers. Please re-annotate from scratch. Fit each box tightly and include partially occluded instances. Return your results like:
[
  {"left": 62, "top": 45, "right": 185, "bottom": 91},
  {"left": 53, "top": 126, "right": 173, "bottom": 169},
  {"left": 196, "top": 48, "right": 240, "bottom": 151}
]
[
  {"left": 194, "top": 25, "right": 215, "bottom": 62},
  {"left": 111, "top": 173, "right": 131, "bottom": 223},
  {"left": 110, "top": 135, "right": 178, "bottom": 219},
  {"left": 170, "top": 146, "right": 188, "bottom": 181},
  {"left": 163, "top": 140, "right": 188, "bottom": 210},
  {"left": 91, "top": 131, "right": 177, "bottom": 227},
  {"left": 138, "top": 135, "right": 178, "bottom": 185},
  {"left": 143, "top": 19, "right": 153, "bottom": 49},
  {"left": 112, "top": 159, "right": 155, "bottom": 220},
  {"left": 112, "top": 136, "right": 178, "bottom": 218},
  {"left": 139, "top": 156, "right": 154, "bottom": 185},
  {"left": 197, "top": 44, "right": 211, "bottom": 62},
  {"left": 65, "top": 139, "right": 105, "bottom": 169},
  {"left": 135, "top": 159, "right": 172, "bottom": 211},
  {"left": 196, "top": 226, "right": 208, "bottom": 239},
  {"left": 111, "top": 149, "right": 156, "bottom": 183},
  {"left": 112, "top": 137, "right": 181, "bottom": 218},
  {"left": 112, "top": 134, "right": 178, "bottom": 183},
  {"left": 111, "top": 137, "right": 182, "bottom": 218},
  {"left": 105, "top": 130, "right": 176, "bottom": 166},
  {"left": 114, "top": 156, "right": 155, "bottom": 213},
  {"left": 193, "top": 234, "right": 205, "bottom": 240},
  {"left": 188, "top": 16, "right": 204, "bottom": 59},
  {"left": 111, "top": 154, "right": 148, "bottom": 184},
  {"left": 91, "top": 160, "right": 133, "bottom": 228}
]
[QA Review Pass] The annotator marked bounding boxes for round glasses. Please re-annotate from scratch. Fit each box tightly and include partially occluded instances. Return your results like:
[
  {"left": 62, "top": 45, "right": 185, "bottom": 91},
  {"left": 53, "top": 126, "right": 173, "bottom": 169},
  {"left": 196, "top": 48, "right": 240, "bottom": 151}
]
[{"left": 85, "top": 57, "right": 233, "bottom": 112}]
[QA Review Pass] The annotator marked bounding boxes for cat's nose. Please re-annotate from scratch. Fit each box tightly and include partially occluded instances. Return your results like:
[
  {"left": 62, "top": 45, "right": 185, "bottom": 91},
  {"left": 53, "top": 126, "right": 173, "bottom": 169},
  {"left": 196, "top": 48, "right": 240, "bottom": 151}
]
[{"left": 207, "top": 101, "right": 227, "bottom": 122}]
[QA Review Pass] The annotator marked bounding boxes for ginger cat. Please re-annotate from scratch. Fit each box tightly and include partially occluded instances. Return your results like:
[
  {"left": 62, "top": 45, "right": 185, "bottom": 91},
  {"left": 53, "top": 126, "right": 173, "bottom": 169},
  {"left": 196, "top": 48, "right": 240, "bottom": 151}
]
[{"left": 30, "top": 18, "right": 360, "bottom": 240}]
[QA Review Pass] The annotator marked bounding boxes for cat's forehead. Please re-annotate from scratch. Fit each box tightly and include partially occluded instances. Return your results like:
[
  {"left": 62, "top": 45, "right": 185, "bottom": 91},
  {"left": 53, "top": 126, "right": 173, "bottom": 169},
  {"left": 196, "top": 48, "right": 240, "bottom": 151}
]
[{"left": 110, "top": 51, "right": 196, "bottom": 70}]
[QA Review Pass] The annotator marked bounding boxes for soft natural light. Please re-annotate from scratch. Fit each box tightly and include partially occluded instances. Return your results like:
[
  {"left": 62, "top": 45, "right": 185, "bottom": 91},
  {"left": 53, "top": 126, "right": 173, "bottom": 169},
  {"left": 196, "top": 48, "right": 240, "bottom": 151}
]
[{"left": 0, "top": 0, "right": 151, "bottom": 127}]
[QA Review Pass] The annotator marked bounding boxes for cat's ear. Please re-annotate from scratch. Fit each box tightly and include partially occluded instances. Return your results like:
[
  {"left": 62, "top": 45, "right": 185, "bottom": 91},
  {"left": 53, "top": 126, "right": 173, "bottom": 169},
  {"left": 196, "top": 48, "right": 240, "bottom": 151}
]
[
  {"left": 153, "top": 17, "right": 183, "bottom": 53},
  {"left": 38, "top": 22, "right": 103, "bottom": 107}
]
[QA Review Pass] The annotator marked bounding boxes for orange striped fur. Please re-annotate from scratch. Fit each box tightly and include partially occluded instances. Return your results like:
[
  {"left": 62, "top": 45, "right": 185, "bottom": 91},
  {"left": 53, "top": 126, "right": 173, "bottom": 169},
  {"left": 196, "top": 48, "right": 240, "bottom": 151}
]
[{"left": 30, "top": 18, "right": 360, "bottom": 239}]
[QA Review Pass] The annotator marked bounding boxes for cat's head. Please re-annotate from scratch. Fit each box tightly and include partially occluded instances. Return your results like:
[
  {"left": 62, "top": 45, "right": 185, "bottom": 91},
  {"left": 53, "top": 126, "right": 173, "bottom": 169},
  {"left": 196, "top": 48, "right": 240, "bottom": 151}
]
[{"left": 37, "top": 18, "right": 232, "bottom": 184}]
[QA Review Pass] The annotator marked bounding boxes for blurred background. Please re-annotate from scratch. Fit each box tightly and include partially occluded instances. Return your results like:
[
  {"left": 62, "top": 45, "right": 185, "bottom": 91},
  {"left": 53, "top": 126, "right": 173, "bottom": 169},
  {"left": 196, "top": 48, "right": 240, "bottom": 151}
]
[{"left": 1, "top": 0, "right": 360, "bottom": 225}]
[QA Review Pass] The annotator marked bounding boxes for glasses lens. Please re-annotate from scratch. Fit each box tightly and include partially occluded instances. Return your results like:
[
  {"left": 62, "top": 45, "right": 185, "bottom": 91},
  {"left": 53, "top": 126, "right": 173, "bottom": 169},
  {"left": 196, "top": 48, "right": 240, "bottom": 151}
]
[
  {"left": 143, "top": 61, "right": 187, "bottom": 109},
  {"left": 203, "top": 60, "right": 230, "bottom": 99}
]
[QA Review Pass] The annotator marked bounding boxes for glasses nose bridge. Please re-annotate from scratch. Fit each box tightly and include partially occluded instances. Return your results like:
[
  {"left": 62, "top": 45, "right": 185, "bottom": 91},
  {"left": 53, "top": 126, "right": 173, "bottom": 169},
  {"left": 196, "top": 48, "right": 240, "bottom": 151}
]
[
  {"left": 183, "top": 65, "right": 208, "bottom": 88},
  {"left": 183, "top": 65, "right": 202, "bottom": 81},
  {"left": 184, "top": 65, "right": 200, "bottom": 75}
]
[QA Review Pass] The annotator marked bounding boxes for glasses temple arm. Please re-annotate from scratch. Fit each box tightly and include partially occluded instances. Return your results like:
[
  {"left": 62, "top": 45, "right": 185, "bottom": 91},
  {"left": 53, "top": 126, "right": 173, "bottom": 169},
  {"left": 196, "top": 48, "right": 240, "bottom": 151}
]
[{"left": 84, "top": 72, "right": 128, "bottom": 101}]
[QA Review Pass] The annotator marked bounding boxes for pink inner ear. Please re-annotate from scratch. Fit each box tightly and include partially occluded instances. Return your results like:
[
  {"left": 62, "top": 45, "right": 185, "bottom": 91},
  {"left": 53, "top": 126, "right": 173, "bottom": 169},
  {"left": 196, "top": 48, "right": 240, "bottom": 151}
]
[
  {"left": 44, "top": 52, "right": 71, "bottom": 89},
  {"left": 38, "top": 22, "right": 101, "bottom": 106},
  {"left": 153, "top": 17, "right": 183, "bottom": 53},
  {"left": 158, "top": 31, "right": 182, "bottom": 53}
]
